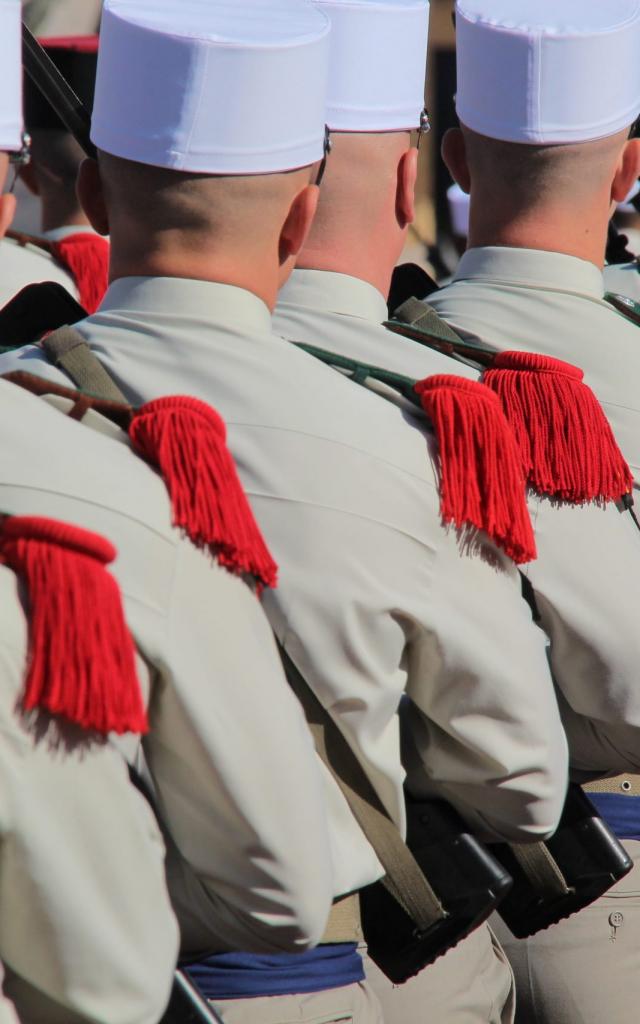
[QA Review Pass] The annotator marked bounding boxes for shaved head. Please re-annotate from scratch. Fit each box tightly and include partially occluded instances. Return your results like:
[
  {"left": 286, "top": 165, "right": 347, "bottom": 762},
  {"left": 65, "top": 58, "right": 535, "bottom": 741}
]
[
  {"left": 78, "top": 151, "right": 321, "bottom": 306},
  {"left": 98, "top": 151, "right": 314, "bottom": 255},
  {"left": 442, "top": 122, "right": 640, "bottom": 266},
  {"left": 297, "top": 131, "right": 418, "bottom": 296},
  {"left": 461, "top": 125, "right": 632, "bottom": 212}
]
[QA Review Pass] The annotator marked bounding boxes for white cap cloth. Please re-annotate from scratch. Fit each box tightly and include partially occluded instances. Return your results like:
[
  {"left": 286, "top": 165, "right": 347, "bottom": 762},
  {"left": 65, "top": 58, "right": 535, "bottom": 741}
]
[
  {"left": 314, "top": 0, "right": 429, "bottom": 131},
  {"left": 447, "top": 183, "right": 470, "bottom": 237},
  {"left": 0, "top": 0, "right": 22, "bottom": 152},
  {"left": 456, "top": 0, "right": 640, "bottom": 144},
  {"left": 91, "top": 0, "right": 330, "bottom": 173},
  {"left": 618, "top": 180, "right": 640, "bottom": 214}
]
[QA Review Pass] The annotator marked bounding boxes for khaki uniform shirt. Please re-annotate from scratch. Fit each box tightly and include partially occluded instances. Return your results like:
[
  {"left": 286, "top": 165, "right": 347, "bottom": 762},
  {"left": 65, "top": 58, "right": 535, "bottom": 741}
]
[
  {"left": 427, "top": 247, "right": 640, "bottom": 486},
  {"left": 0, "top": 237, "right": 78, "bottom": 309},
  {"left": 603, "top": 260, "right": 640, "bottom": 302},
  {"left": 0, "top": 276, "right": 570, "bottom": 896},
  {"left": 0, "top": 380, "right": 333, "bottom": 975},
  {"left": 0, "top": 549, "right": 178, "bottom": 1021},
  {"left": 274, "top": 269, "right": 640, "bottom": 779}
]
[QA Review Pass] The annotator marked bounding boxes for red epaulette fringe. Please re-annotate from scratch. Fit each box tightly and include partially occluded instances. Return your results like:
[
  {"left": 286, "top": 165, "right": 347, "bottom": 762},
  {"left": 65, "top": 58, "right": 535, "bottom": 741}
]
[
  {"left": 0, "top": 515, "right": 147, "bottom": 735},
  {"left": 52, "top": 233, "right": 110, "bottom": 314},
  {"left": 414, "top": 375, "right": 536, "bottom": 564},
  {"left": 129, "top": 396, "right": 278, "bottom": 591},
  {"left": 482, "top": 351, "right": 633, "bottom": 503}
]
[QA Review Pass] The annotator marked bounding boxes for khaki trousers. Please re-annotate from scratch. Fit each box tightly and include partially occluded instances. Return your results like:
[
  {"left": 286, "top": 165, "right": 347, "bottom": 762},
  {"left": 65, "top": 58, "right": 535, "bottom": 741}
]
[
  {"left": 491, "top": 839, "right": 640, "bottom": 1023},
  {"left": 363, "top": 925, "right": 515, "bottom": 1024},
  {"left": 210, "top": 979, "right": 383, "bottom": 1024}
]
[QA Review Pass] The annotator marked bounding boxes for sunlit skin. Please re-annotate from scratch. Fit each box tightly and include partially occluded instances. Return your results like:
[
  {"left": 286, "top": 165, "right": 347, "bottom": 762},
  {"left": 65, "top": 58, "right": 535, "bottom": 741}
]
[
  {"left": 77, "top": 152, "right": 323, "bottom": 311},
  {"left": 296, "top": 131, "right": 418, "bottom": 299},
  {"left": 443, "top": 124, "right": 640, "bottom": 270},
  {"left": 19, "top": 130, "right": 91, "bottom": 233}
]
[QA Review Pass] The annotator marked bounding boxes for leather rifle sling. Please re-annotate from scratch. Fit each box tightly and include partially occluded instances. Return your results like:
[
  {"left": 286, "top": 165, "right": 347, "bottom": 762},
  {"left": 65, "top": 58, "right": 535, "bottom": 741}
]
[{"left": 279, "top": 646, "right": 446, "bottom": 932}]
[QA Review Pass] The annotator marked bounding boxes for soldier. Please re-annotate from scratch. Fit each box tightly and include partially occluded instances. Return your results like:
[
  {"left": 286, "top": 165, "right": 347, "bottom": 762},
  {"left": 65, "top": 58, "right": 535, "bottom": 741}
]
[
  {"left": 425, "top": 0, "right": 640, "bottom": 486},
  {"left": 411, "top": 1, "right": 640, "bottom": 1021},
  {"left": 0, "top": 4, "right": 178, "bottom": 1016},
  {"left": 0, "top": 1, "right": 574, "bottom": 1020},
  {"left": 272, "top": 1, "right": 640, "bottom": 1020},
  {"left": 0, "top": 34, "right": 104, "bottom": 308},
  {"left": 4, "top": 35, "right": 109, "bottom": 312}
]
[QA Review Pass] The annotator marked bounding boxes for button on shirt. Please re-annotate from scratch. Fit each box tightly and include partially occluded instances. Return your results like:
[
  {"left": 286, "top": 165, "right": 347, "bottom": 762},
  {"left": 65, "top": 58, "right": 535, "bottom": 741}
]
[
  {"left": 427, "top": 246, "right": 640, "bottom": 486},
  {"left": 0, "top": 276, "right": 569, "bottom": 896}
]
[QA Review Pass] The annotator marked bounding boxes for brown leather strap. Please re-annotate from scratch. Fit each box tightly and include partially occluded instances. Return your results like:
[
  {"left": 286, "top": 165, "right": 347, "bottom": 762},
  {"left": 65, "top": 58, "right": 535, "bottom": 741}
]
[
  {"left": 42, "top": 325, "right": 127, "bottom": 403},
  {"left": 5, "top": 228, "right": 54, "bottom": 256},
  {"left": 279, "top": 646, "right": 446, "bottom": 933}
]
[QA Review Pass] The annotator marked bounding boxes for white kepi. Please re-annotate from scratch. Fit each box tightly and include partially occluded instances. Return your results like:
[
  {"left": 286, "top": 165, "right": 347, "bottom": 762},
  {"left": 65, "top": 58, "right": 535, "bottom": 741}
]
[
  {"left": 91, "top": 0, "right": 331, "bottom": 173},
  {"left": 456, "top": 0, "right": 640, "bottom": 144},
  {"left": 312, "top": 0, "right": 429, "bottom": 132},
  {"left": 0, "top": 0, "right": 22, "bottom": 152}
]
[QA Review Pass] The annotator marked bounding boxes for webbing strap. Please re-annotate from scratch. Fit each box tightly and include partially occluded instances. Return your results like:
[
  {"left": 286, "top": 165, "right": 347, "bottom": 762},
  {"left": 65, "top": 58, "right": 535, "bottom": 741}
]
[
  {"left": 279, "top": 646, "right": 446, "bottom": 932},
  {"left": 386, "top": 297, "right": 495, "bottom": 366},
  {"left": 42, "top": 326, "right": 127, "bottom": 403},
  {"left": 394, "top": 297, "right": 466, "bottom": 346},
  {"left": 510, "top": 842, "right": 572, "bottom": 900}
]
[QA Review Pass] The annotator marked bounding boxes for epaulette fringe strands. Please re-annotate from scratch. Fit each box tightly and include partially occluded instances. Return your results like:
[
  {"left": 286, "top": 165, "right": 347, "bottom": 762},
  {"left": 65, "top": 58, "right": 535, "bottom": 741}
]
[
  {"left": 414, "top": 375, "right": 536, "bottom": 565},
  {"left": 0, "top": 515, "right": 147, "bottom": 735},
  {"left": 483, "top": 351, "right": 633, "bottom": 503},
  {"left": 129, "top": 395, "right": 278, "bottom": 592}
]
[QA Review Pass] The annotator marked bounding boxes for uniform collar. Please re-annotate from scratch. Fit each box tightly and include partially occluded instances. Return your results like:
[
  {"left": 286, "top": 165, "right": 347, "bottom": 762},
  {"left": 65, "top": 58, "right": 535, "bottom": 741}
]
[
  {"left": 278, "top": 269, "right": 389, "bottom": 325},
  {"left": 97, "top": 276, "right": 273, "bottom": 334},
  {"left": 453, "top": 247, "right": 605, "bottom": 299}
]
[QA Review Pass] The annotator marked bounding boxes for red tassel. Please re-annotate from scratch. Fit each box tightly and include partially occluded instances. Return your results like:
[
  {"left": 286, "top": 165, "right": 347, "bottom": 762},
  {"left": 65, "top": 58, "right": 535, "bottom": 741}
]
[
  {"left": 483, "top": 351, "right": 633, "bottom": 503},
  {"left": 51, "top": 233, "right": 110, "bottom": 314},
  {"left": 415, "top": 375, "right": 536, "bottom": 564},
  {"left": 0, "top": 516, "right": 147, "bottom": 735},
  {"left": 129, "top": 396, "right": 278, "bottom": 591}
]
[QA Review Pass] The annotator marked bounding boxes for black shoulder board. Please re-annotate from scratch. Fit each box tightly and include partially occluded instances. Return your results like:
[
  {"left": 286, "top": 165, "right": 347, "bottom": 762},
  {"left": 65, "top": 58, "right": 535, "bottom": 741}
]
[
  {"left": 0, "top": 282, "right": 88, "bottom": 352},
  {"left": 388, "top": 262, "right": 439, "bottom": 315}
]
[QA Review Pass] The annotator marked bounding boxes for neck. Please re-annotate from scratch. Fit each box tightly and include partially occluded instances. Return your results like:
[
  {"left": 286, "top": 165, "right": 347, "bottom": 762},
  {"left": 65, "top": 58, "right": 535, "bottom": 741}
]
[
  {"left": 40, "top": 194, "right": 91, "bottom": 234},
  {"left": 468, "top": 196, "right": 609, "bottom": 269},
  {"left": 107, "top": 228, "right": 278, "bottom": 310},
  {"left": 297, "top": 227, "right": 399, "bottom": 300}
]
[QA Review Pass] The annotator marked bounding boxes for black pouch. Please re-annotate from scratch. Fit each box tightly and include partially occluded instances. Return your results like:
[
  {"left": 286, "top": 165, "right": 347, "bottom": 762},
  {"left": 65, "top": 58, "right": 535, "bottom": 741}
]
[
  {"left": 0, "top": 281, "right": 87, "bottom": 350},
  {"left": 360, "top": 795, "right": 513, "bottom": 984},
  {"left": 490, "top": 784, "right": 632, "bottom": 938}
]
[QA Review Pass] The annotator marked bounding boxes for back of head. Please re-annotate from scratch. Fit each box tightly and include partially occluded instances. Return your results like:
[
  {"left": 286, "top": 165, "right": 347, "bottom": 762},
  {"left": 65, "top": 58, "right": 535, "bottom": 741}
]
[
  {"left": 297, "top": 0, "right": 430, "bottom": 295},
  {"left": 81, "top": 0, "right": 331, "bottom": 300},
  {"left": 448, "top": 0, "right": 640, "bottom": 260},
  {"left": 23, "top": 36, "right": 98, "bottom": 222}
]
